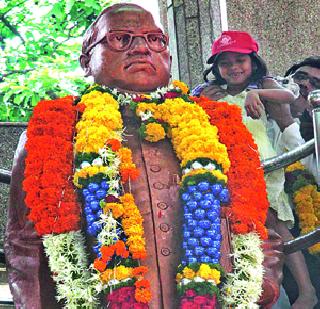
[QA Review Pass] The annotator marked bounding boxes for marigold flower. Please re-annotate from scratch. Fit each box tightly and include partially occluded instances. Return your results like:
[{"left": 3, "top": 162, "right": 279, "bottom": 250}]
[
  {"left": 93, "top": 258, "right": 107, "bottom": 272},
  {"left": 197, "top": 264, "right": 212, "bottom": 280},
  {"left": 104, "top": 202, "right": 124, "bottom": 218},
  {"left": 145, "top": 122, "right": 166, "bottom": 142},
  {"left": 134, "top": 279, "right": 152, "bottom": 303},
  {"left": 176, "top": 273, "right": 183, "bottom": 283},
  {"left": 100, "top": 269, "right": 113, "bottom": 282},
  {"left": 172, "top": 80, "right": 189, "bottom": 94},
  {"left": 136, "top": 103, "right": 157, "bottom": 115},
  {"left": 100, "top": 245, "right": 114, "bottom": 261},
  {"left": 182, "top": 267, "right": 195, "bottom": 280},
  {"left": 115, "top": 265, "right": 133, "bottom": 281},
  {"left": 285, "top": 161, "right": 305, "bottom": 172},
  {"left": 106, "top": 138, "right": 122, "bottom": 152},
  {"left": 133, "top": 266, "right": 149, "bottom": 279},
  {"left": 120, "top": 167, "right": 140, "bottom": 182}
]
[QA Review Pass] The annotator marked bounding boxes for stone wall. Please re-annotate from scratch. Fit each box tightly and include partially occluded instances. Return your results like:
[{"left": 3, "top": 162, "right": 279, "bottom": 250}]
[
  {"left": 160, "top": 0, "right": 320, "bottom": 85},
  {"left": 163, "top": 0, "right": 223, "bottom": 89},
  {"left": 0, "top": 124, "right": 27, "bottom": 247},
  {"left": 227, "top": 0, "right": 320, "bottom": 76}
]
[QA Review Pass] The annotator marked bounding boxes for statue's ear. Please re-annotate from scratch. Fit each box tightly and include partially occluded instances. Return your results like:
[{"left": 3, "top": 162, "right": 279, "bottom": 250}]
[{"left": 80, "top": 54, "right": 92, "bottom": 77}]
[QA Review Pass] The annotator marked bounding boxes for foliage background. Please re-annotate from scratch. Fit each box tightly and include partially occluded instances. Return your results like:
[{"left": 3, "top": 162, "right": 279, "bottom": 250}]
[{"left": 0, "top": 0, "right": 113, "bottom": 121}]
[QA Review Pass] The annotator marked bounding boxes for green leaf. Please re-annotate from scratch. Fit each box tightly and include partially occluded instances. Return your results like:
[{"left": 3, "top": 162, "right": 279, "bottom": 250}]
[
  {"left": 13, "top": 93, "right": 26, "bottom": 105},
  {"left": 3, "top": 90, "right": 14, "bottom": 103},
  {"left": 31, "top": 93, "right": 40, "bottom": 107}
]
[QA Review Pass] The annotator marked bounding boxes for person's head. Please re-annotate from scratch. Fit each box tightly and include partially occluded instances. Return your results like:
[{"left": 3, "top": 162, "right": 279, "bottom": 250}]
[
  {"left": 285, "top": 56, "right": 320, "bottom": 99},
  {"left": 204, "top": 31, "right": 267, "bottom": 88},
  {"left": 80, "top": 3, "right": 171, "bottom": 93},
  {"left": 284, "top": 57, "right": 320, "bottom": 117}
]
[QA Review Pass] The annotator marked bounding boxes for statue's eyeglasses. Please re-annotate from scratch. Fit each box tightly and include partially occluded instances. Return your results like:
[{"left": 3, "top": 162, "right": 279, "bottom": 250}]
[
  {"left": 86, "top": 31, "right": 169, "bottom": 53},
  {"left": 292, "top": 71, "right": 320, "bottom": 89}
]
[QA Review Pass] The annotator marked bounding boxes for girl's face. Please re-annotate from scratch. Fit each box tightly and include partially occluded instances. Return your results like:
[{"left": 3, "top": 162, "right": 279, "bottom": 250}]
[{"left": 217, "top": 52, "right": 253, "bottom": 87}]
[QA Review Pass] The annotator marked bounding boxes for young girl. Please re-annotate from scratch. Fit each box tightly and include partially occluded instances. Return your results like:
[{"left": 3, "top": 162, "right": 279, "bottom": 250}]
[{"left": 193, "top": 30, "right": 317, "bottom": 309}]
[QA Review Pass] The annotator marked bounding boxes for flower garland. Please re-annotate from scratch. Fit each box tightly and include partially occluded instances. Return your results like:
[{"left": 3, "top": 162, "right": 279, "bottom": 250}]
[
  {"left": 73, "top": 88, "right": 150, "bottom": 307},
  {"left": 24, "top": 81, "right": 270, "bottom": 308},
  {"left": 196, "top": 98, "right": 269, "bottom": 307},
  {"left": 132, "top": 82, "right": 269, "bottom": 307},
  {"left": 23, "top": 96, "right": 80, "bottom": 235},
  {"left": 285, "top": 161, "right": 320, "bottom": 254},
  {"left": 23, "top": 96, "right": 98, "bottom": 307},
  {"left": 196, "top": 98, "right": 269, "bottom": 239},
  {"left": 131, "top": 82, "right": 231, "bottom": 308}
]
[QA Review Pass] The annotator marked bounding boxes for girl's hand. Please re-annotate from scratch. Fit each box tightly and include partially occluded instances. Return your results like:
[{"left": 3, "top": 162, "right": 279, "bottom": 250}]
[
  {"left": 201, "top": 84, "right": 227, "bottom": 100},
  {"left": 245, "top": 90, "right": 265, "bottom": 119}
]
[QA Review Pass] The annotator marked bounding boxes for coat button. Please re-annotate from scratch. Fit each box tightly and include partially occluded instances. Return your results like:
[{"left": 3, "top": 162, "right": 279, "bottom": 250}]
[
  {"left": 157, "top": 202, "right": 169, "bottom": 210},
  {"left": 160, "top": 223, "right": 170, "bottom": 232},
  {"left": 153, "top": 182, "right": 165, "bottom": 190},
  {"left": 150, "top": 165, "right": 161, "bottom": 172},
  {"left": 161, "top": 247, "right": 171, "bottom": 256}
]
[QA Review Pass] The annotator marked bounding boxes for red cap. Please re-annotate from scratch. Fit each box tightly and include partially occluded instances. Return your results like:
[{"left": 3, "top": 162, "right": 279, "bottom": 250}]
[{"left": 208, "top": 30, "right": 259, "bottom": 63}]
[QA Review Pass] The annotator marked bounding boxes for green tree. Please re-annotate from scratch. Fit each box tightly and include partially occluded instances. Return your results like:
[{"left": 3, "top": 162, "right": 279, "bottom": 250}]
[{"left": 0, "top": 0, "right": 113, "bottom": 121}]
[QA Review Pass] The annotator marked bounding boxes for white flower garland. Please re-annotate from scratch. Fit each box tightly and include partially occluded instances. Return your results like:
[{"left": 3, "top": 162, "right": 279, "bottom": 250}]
[
  {"left": 221, "top": 232, "right": 264, "bottom": 308},
  {"left": 43, "top": 231, "right": 99, "bottom": 308}
]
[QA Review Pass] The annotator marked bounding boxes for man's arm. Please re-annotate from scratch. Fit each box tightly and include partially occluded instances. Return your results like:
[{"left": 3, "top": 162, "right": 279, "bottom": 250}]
[{"left": 4, "top": 131, "right": 59, "bottom": 309}]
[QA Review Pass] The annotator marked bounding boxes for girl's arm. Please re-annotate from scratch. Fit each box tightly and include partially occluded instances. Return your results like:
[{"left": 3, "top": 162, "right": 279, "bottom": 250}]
[
  {"left": 245, "top": 78, "right": 295, "bottom": 119},
  {"left": 258, "top": 78, "right": 295, "bottom": 104}
]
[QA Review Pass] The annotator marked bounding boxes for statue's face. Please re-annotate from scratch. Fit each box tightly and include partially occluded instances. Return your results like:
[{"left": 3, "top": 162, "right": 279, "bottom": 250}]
[{"left": 86, "top": 8, "right": 171, "bottom": 92}]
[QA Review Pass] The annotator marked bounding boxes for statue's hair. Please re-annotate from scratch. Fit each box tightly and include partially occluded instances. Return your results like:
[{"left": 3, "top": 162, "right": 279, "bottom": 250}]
[{"left": 82, "top": 3, "right": 147, "bottom": 55}]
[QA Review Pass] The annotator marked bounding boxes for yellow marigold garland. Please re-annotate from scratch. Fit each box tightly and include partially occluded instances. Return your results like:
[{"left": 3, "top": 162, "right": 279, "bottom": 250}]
[
  {"left": 176, "top": 264, "right": 221, "bottom": 284},
  {"left": 285, "top": 162, "right": 320, "bottom": 254},
  {"left": 181, "top": 168, "right": 228, "bottom": 184}
]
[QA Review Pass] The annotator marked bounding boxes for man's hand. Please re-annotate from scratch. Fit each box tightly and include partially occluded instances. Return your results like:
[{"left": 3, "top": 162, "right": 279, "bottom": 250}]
[
  {"left": 245, "top": 90, "right": 265, "bottom": 119},
  {"left": 258, "top": 229, "right": 284, "bottom": 308},
  {"left": 265, "top": 102, "right": 295, "bottom": 131}
]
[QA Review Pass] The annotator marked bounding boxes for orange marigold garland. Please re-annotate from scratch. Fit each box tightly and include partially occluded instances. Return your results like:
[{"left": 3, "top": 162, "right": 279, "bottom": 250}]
[
  {"left": 196, "top": 97, "right": 268, "bottom": 307},
  {"left": 24, "top": 96, "right": 100, "bottom": 307},
  {"left": 23, "top": 95, "right": 80, "bottom": 235}
]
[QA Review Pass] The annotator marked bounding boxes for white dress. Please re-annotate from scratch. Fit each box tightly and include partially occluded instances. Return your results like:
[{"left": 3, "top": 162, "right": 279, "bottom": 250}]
[{"left": 220, "top": 92, "right": 294, "bottom": 227}]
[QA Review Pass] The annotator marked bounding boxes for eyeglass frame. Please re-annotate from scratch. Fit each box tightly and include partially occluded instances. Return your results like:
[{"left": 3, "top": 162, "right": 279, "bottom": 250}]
[
  {"left": 292, "top": 70, "right": 320, "bottom": 89},
  {"left": 85, "top": 30, "right": 169, "bottom": 54}
]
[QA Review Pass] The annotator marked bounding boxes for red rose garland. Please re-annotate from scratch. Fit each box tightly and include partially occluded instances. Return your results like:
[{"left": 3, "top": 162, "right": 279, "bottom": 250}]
[{"left": 196, "top": 98, "right": 269, "bottom": 239}]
